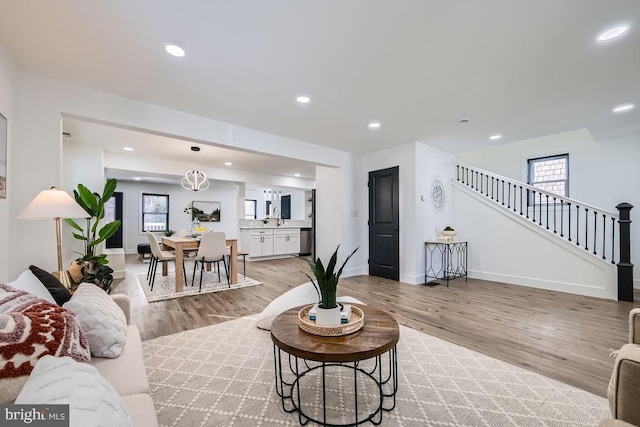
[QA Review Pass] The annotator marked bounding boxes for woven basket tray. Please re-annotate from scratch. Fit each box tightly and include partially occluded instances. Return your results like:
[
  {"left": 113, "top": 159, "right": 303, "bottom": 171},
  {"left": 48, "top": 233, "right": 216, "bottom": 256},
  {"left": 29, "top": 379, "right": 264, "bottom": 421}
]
[{"left": 298, "top": 305, "right": 365, "bottom": 337}]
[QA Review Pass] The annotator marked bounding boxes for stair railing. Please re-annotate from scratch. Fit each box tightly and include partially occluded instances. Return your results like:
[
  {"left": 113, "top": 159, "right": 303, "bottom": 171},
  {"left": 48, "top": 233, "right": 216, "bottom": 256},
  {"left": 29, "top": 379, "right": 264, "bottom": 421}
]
[{"left": 455, "top": 162, "right": 620, "bottom": 264}]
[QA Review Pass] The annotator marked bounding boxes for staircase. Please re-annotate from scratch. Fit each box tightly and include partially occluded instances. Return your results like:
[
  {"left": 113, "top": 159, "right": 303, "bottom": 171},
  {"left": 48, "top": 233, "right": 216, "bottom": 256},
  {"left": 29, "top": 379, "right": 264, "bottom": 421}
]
[{"left": 453, "top": 162, "right": 633, "bottom": 301}]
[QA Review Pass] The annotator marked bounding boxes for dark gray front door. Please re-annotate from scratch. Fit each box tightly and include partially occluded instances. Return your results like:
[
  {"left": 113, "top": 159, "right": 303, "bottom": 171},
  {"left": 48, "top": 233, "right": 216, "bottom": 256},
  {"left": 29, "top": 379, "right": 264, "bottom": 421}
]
[{"left": 368, "top": 166, "right": 399, "bottom": 280}]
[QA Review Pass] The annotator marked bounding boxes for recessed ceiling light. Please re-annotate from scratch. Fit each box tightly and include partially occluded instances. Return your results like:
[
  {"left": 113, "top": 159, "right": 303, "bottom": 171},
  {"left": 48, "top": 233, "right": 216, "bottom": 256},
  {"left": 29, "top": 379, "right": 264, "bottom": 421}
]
[
  {"left": 224, "top": 162, "right": 232, "bottom": 166},
  {"left": 296, "top": 96, "right": 310, "bottom": 104},
  {"left": 165, "top": 44, "right": 186, "bottom": 57},
  {"left": 134, "top": 177, "right": 141, "bottom": 181},
  {"left": 294, "top": 173, "right": 300, "bottom": 177},
  {"left": 598, "top": 25, "right": 629, "bottom": 42},
  {"left": 489, "top": 135, "right": 502, "bottom": 140},
  {"left": 123, "top": 147, "right": 134, "bottom": 151},
  {"left": 368, "top": 122, "right": 381, "bottom": 129},
  {"left": 613, "top": 103, "right": 634, "bottom": 113}
]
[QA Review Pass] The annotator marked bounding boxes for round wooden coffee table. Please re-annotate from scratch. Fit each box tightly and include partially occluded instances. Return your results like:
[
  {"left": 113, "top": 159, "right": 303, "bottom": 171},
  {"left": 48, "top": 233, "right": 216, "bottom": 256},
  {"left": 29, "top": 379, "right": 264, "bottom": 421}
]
[{"left": 271, "top": 304, "right": 400, "bottom": 426}]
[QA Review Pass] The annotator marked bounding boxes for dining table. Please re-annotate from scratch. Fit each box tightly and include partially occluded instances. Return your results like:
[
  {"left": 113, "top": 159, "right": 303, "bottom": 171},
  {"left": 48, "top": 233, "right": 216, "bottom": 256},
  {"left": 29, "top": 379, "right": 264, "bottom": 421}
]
[{"left": 161, "top": 235, "right": 238, "bottom": 292}]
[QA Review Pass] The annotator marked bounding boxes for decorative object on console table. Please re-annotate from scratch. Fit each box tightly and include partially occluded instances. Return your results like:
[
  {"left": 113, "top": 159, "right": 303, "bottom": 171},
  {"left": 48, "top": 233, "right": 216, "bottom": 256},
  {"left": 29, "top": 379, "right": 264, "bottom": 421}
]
[
  {"left": 17, "top": 186, "right": 90, "bottom": 289},
  {"left": 437, "top": 226, "right": 457, "bottom": 243},
  {"left": 303, "top": 245, "right": 359, "bottom": 326},
  {"left": 63, "top": 178, "right": 121, "bottom": 292}
]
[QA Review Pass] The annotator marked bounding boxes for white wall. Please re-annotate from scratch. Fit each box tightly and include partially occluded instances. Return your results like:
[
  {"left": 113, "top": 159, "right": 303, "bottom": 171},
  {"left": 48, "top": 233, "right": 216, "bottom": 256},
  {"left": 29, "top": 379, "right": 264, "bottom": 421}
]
[
  {"left": 0, "top": 43, "right": 18, "bottom": 282},
  {"left": 453, "top": 183, "right": 616, "bottom": 299},
  {"left": 357, "top": 141, "right": 455, "bottom": 284},
  {"left": 6, "top": 71, "right": 357, "bottom": 280},
  {"left": 456, "top": 128, "right": 639, "bottom": 287},
  {"left": 414, "top": 142, "right": 456, "bottom": 281},
  {"left": 118, "top": 180, "right": 239, "bottom": 254}
]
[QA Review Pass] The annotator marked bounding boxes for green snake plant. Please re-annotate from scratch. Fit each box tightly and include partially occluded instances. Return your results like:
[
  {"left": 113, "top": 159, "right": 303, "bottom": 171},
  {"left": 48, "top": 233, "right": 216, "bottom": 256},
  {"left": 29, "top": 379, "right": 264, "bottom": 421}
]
[{"left": 304, "top": 245, "right": 359, "bottom": 309}]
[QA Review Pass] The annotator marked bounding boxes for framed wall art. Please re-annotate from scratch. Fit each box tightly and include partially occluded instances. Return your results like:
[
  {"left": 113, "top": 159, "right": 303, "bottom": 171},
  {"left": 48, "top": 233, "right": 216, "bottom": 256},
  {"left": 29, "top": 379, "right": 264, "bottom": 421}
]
[{"left": 187, "top": 200, "right": 221, "bottom": 222}]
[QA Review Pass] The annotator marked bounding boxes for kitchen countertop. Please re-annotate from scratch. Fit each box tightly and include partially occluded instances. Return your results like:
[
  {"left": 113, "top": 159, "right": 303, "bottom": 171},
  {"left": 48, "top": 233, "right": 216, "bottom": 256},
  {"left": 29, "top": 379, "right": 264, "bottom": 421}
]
[{"left": 239, "top": 225, "right": 305, "bottom": 229}]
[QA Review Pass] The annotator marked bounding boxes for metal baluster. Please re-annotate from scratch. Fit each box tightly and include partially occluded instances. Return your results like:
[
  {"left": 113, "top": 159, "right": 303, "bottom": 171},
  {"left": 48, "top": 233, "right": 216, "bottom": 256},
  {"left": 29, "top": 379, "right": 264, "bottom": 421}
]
[
  {"left": 476, "top": 171, "right": 479, "bottom": 191},
  {"left": 526, "top": 189, "right": 530, "bottom": 219},
  {"left": 560, "top": 200, "right": 564, "bottom": 237},
  {"left": 486, "top": 175, "right": 489, "bottom": 197},
  {"left": 538, "top": 193, "right": 542, "bottom": 226},
  {"left": 456, "top": 165, "right": 460, "bottom": 181},
  {"left": 611, "top": 217, "right": 615, "bottom": 264},
  {"left": 585, "top": 208, "right": 589, "bottom": 251},
  {"left": 593, "top": 211, "right": 597, "bottom": 255},
  {"left": 507, "top": 183, "right": 511, "bottom": 209},
  {"left": 545, "top": 194, "right": 549, "bottom": 229},
  {"left": 553, "top": 197, "right": 557, "bottom": 233},
  {"left": 480, "top": 173, "right": 483, "bottom": 193},
  {"left": 576, "top": 205, "right": 579, "bottom": 246},
  {"left": 501, "top": 180, "right": 505, "bottom": 205},
  {"left": 602, "top": 214, "right": 606, "bottom": 260},
  {"left": 532, "top": 191, "right": 536, "bottom": 222},
  {"left": 520, "top": 186, "right": 523, "bottom": 215},
  {"left": 491, "top": 177, "right": 494, "bottom": 199},
  {"left": 513, "top": 186, "right": 517, "bottom": 212},
  {"left": 568, "top": 202, "right": 572, "bottom": 242}
]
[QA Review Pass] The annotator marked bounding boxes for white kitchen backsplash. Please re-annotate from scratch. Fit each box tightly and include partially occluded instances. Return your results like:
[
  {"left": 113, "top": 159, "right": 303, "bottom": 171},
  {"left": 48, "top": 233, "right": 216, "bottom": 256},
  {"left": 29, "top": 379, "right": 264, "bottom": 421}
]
[{"left": 239, "top": 218, "right": 311, "bottom": 228}]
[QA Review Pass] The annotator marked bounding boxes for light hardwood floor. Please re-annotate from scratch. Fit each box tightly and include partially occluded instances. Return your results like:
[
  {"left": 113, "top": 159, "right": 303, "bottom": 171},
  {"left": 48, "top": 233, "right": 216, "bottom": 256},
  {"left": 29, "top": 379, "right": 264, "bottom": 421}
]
[{"left": 114, "top": 255, "right": 639, "bottom": 398}]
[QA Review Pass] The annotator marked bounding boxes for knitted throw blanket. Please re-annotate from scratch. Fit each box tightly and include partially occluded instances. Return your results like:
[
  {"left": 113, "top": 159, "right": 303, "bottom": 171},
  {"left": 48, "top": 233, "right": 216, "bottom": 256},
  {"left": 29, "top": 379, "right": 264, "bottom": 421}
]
[{"left": 0, "top": 283, "right": 90, "bottom": 378}]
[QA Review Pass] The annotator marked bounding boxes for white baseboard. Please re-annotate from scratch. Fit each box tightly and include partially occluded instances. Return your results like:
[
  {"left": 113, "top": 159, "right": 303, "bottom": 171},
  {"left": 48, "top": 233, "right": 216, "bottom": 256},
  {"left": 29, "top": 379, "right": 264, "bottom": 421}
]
[{"left": 468, "top": 269, "right": 616, "bottom": 300}]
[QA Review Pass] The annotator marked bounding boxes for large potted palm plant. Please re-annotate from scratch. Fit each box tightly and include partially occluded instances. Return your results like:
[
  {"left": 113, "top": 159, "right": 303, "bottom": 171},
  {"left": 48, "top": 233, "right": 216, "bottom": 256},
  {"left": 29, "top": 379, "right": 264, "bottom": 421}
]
[
  {"left": 304, "top": 245, "right": 358, "bottom": 326},
  {"left": 64, "top": 178, "right": 121, "bottom": 291}
]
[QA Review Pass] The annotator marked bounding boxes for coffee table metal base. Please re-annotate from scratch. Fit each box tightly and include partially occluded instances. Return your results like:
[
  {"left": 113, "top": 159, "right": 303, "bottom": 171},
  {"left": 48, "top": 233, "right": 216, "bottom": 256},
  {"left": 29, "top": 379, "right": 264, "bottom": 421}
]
[{"left": 273, "top": 345, "right": 398, "bottom": 426}]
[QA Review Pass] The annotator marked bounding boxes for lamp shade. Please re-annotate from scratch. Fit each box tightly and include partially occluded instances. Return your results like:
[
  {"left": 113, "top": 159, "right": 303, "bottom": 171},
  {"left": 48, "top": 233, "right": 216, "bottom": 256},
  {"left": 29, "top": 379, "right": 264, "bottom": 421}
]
[{"left": 18, "top": 187, "right": 90, "bottom": 219}]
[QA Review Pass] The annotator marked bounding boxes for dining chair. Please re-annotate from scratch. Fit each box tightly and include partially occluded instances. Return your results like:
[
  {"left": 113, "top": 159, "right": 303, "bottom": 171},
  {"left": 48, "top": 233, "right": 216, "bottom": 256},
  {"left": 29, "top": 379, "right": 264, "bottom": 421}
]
[
  {"left": 146, "top": 232, "right": 186, "bottom": 291},
  {"left": 191, "top": 232, "right": 229, "bottom": 292}
]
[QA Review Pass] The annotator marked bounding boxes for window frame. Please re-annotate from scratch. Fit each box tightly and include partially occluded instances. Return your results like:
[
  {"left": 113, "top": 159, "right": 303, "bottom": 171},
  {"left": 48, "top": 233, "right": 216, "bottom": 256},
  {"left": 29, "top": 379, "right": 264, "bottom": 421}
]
[
  {"left": 141, "top": 193, "right": 170, "bottom": 232},
  {"left": 244, "top": 199, "right": 257, "bottom": 219},
  {"left": 527, "top": 153, "right": 569, "bottom": 205}
]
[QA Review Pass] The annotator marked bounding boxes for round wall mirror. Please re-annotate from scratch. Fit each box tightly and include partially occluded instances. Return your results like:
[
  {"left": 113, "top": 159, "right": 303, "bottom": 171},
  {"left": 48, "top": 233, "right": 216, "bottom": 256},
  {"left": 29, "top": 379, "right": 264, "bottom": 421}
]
[{"left": 431, "top": 180, "right": 445, "bottom": 208}]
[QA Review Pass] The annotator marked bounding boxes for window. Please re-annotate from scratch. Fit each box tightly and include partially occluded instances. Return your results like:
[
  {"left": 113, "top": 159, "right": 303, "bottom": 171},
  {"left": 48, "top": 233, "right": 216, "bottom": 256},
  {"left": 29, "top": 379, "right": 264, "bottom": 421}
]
[
  {"left": 244, "top": 199, "right": 257, "bottom": 219},
  {"left": 142, "top": 193, "right": 169, "bottom": 232},
  {"left": 527, "top": 154, "right": 569, "bottom": 200}
]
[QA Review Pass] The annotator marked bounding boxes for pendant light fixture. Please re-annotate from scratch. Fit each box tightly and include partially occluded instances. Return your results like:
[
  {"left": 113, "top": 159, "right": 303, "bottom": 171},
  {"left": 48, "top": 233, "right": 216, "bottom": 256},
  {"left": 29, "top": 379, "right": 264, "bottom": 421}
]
[{"left": 182, "top": 146, "right": 210, "bottom": 192}]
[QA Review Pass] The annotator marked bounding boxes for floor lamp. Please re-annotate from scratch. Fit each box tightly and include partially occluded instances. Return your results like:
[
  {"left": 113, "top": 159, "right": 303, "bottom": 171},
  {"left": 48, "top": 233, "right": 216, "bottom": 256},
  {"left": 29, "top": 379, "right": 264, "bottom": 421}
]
[{"left": 18, "top": 187, "right": 90, "bottom": 289}]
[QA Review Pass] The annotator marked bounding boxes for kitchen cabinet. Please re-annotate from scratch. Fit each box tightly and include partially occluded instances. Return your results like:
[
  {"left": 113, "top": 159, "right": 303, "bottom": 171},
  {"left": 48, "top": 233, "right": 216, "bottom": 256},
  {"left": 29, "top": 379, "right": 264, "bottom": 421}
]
[
  {"left": 245, "top": 227, "right": 301, "bottom": 258},
  {"left": 250, "top": 229, "right": 274, "bottom": 257},
  {"left": 273, "top": 229, "right": 300, "bottom": 255}
]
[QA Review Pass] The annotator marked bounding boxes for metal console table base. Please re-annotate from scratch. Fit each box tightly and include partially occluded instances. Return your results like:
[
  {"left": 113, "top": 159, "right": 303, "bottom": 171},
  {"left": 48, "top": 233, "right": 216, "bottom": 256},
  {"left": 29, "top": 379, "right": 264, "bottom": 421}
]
[
  {"left": 424, "top": 241, "right": 468, "bottom": 287},
  {"left": 273, "top": 345, "right": 398, "bottom": 426}
]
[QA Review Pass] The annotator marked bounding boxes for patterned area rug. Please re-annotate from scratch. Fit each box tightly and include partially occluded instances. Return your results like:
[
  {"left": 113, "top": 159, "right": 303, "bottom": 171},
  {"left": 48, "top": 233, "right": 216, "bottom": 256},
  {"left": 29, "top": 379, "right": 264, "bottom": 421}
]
[
  {"left": 137, "top": 271, "right": 262, "bottom": 303},
  {"left": 143, "top": 317, "right": 610, "bottom": 426}
]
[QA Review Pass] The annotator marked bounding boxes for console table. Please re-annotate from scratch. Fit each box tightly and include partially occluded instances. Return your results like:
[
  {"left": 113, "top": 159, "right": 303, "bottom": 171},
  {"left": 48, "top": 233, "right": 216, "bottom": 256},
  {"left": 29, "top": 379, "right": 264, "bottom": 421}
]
[
  {"left": 270, "top": 304, "right": 399, "bottom": 426},
  {"left": 424, "top": 241, "right": 468, "bottom": 286}
]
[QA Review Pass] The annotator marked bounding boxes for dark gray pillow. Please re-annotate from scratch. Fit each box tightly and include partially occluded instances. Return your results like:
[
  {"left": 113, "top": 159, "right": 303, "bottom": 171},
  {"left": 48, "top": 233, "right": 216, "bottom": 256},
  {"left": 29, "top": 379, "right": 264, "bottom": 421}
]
[{"left": 28, "top": 265, "right": 72, "bottom": 306}]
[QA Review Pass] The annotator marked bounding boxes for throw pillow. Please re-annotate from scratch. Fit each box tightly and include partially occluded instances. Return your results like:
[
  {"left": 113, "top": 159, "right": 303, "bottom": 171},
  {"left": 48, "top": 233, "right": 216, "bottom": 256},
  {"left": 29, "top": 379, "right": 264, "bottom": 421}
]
[
  {"left": 63, "top": 283, "right": 127, "bottom": 358},
  {"left": 0, "top": 283, "right": 90, "bottom": 403},
  {"left": 29, "top": 265, "right": 72, "bottom": 305},
  {"left": 16, "top": 355, "right": 132, "bottom": 427},
  {"left": 7, "top": 270, "right": 57, "bottom": 304},
  {"left": 254, "top": 281, "right": 365, "bottom": 330}
]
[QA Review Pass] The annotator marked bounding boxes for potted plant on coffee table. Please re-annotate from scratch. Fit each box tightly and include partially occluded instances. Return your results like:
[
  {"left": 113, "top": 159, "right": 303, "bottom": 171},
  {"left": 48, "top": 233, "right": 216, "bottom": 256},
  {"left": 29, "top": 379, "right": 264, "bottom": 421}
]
[{"left": 304, "top": 245, "right": 359, "bottom": 326}]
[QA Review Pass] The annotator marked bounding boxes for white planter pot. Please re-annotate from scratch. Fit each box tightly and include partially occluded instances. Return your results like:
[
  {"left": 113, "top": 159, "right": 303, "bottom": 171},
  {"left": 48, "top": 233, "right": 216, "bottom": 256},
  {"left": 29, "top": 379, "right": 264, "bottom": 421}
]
[{"left": 315, "top": 305, "right": 342, "bottom": 326}]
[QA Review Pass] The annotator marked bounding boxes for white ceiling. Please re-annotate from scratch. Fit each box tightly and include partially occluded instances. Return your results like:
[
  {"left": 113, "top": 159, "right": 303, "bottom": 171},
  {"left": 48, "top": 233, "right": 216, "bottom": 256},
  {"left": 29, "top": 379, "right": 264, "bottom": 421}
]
[
  {"left": 1, "top": 0, "right": 639, "bottom": 155},
  {"left": 63, "top": 117, "right": 319, "bottom": 182}
]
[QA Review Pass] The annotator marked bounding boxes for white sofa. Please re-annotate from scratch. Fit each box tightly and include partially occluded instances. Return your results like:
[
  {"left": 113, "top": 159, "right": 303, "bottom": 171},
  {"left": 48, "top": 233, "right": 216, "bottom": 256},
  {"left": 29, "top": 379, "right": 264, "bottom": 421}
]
[
  {"left": 92, "top": 294, "right": 159, "bottom": 427},
  {"left": 2, "top": 271, "right": 158, "bottom": 426}
]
